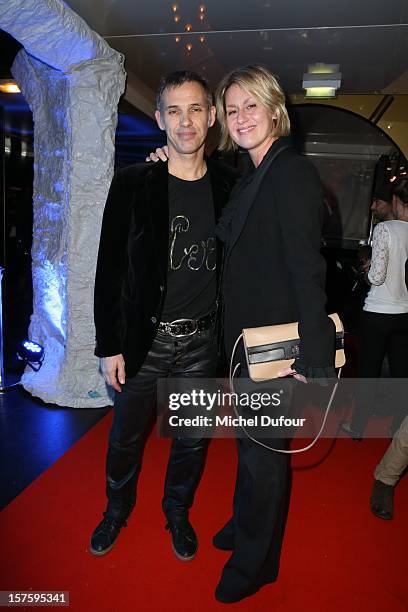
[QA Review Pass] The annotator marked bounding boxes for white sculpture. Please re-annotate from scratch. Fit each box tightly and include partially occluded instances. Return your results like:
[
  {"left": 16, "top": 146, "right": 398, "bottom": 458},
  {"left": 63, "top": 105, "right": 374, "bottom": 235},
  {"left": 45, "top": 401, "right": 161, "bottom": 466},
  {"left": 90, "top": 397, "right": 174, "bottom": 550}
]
[{"left": 0, "top": 0, "right": 126, "bottom": 406}]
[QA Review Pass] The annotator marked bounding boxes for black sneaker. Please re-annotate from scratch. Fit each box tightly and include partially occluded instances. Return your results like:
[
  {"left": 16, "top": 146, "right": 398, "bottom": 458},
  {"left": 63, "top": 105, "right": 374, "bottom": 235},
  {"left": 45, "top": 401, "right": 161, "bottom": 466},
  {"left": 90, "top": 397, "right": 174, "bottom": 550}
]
[
  {"left": 165, "top": 520, "right": 198, "bottom": 561},
  {"left": 89, "top": 513, "right": 128, "bottom": 556}
]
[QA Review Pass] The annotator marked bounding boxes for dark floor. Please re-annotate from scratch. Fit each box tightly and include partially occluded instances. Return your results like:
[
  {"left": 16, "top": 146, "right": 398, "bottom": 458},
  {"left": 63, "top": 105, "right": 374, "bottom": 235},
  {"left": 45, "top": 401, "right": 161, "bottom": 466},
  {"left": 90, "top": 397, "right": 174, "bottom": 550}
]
[{"left": 0, "top": 379, "right": 110, "bottom": 510}]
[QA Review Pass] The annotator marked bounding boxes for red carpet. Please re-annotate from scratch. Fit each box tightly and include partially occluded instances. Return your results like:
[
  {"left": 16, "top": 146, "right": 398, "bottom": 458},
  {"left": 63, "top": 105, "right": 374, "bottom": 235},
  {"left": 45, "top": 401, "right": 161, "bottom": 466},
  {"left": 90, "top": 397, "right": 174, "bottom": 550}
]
[{"left": 0, "top": 414, "right": 407, "bottom": 611}]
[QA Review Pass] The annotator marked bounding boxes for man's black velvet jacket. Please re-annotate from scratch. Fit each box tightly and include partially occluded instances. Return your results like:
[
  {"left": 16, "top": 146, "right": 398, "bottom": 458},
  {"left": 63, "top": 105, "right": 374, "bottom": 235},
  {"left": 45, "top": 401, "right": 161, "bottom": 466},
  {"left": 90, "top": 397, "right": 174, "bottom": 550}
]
[{"left": 94, "top": 159, "right": 238, "bottom": 378}]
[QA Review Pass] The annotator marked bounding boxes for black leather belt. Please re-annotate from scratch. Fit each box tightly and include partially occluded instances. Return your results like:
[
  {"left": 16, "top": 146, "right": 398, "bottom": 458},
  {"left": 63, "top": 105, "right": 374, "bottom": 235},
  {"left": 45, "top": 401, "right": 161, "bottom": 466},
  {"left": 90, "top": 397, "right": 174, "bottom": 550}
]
[{"left": 159, "top": 309, "right": 217, "bottom": 338}]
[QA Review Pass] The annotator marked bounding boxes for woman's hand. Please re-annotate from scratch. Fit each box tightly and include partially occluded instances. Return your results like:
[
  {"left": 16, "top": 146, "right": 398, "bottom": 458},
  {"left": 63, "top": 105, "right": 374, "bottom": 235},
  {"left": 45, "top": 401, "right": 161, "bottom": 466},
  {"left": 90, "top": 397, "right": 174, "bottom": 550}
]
[
  {"left": 277, "top": 366, "right": 307, "bottom": 384},
  {"left": 145, "top": 146, "right": 169, "bottom": 162}
]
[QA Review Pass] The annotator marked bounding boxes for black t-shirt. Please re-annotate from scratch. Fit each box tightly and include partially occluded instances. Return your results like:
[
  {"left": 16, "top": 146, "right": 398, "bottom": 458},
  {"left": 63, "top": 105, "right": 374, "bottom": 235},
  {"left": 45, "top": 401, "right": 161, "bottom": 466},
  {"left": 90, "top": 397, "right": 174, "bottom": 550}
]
[{"left": 161, "top": 172, "right": 217, "bottom": 320}]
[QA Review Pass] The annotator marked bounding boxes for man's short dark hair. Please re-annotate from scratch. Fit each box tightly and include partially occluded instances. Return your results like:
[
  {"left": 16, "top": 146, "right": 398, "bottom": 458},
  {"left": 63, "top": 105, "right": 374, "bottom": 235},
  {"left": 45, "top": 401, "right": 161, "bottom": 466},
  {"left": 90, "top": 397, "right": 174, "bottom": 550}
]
[{"left": 156, "top": 70, "right": 213, "bottom": 111}]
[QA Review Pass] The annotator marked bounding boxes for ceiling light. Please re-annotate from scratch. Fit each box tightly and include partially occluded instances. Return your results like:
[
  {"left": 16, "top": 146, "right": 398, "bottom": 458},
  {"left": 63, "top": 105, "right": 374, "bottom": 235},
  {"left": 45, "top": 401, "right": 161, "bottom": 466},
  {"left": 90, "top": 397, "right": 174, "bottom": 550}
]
[
  {"left": 186, "top": 42, "right": 193, "bottom": 52},
  {"left": 0, "top": 80, "right": 21, "bottom": 94},
  {"left": 199, "top": 35, "right": 205, "bottom": 43},
  {"left": 303, "top": 73, "right": 341, "bottom": 90},
  {"left": 305, "top": 87, "right": 337, "bottom": 99},
  {"left": 302, "top": 64, "right": 341, "bottom": 98},
  {"left": 171, "top": 3, "right": 178, "bottom": 12},
  {"left": 307, "top": 63, "right": 339, "bottom": 74},
  {"left": 175, "top": 35, "right": 181, "bottom": 42},
  {"left": 199, "top": 4, "right": 205, "bottom": 12},
  {"left": 185, "top": 23, "right": 192, "bottom": 31}
]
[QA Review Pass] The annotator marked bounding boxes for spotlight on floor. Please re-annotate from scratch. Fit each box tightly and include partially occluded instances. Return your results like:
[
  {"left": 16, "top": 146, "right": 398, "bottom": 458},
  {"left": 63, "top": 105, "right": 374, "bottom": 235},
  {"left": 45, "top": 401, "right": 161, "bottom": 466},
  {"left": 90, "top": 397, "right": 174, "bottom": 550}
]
[{"left": 17, "top": 340, "right": 45, "bottom": 371}]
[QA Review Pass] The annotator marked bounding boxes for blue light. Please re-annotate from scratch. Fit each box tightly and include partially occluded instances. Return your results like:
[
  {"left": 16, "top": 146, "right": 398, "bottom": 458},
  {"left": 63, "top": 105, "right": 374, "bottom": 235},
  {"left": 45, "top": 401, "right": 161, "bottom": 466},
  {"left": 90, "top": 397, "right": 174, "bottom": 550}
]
[
  {"left": 116, "top": 113, "right": 162, "bottom": 138},
  {"left": 23, "top": 341, "right": 43, "bottom": 353},
  {"left": 0, "top": 92, "right": 31, "bottom": 112},
  {"left": 18, "top": 340, "right": 45, "bottom": 369}
]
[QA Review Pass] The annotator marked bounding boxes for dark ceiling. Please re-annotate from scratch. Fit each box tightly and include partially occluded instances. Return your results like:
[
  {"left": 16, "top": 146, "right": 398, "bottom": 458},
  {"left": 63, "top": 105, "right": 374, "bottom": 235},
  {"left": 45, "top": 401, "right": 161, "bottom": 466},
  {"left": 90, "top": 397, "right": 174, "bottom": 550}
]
[{"left": 65, "top": 0, "right": 408, "bottom": 95}]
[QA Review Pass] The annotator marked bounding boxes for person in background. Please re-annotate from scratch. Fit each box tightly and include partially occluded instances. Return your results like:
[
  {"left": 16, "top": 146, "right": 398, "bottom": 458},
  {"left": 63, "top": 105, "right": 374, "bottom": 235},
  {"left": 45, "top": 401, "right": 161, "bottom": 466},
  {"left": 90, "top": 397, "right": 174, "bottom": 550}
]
[
  {"left": 342, "top": 178, "right": 408, "bottom": 439},
  {"left": 345, "top": 185, "right": 392, "bottom": 330},
  {"left": 370, "top": 414, "right": 408, "bottom": 519}
]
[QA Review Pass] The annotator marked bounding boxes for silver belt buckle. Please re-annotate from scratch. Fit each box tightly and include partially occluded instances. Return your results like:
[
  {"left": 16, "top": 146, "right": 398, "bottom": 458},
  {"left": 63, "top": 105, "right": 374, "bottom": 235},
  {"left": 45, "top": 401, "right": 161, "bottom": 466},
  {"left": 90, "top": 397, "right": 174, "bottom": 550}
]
[{"left": 167, "top": 318, "right": 198, "bottom": 337}]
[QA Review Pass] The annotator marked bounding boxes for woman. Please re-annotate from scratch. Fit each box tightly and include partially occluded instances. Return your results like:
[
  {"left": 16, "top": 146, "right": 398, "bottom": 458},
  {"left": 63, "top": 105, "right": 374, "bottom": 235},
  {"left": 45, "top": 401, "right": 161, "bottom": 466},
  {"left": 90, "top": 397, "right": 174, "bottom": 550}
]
[
  {"left": 343, "top": 177, "right": 408, "bottom": 438},
  {"left": 212, "top": 65, "right": 335, "bottom": 604}
]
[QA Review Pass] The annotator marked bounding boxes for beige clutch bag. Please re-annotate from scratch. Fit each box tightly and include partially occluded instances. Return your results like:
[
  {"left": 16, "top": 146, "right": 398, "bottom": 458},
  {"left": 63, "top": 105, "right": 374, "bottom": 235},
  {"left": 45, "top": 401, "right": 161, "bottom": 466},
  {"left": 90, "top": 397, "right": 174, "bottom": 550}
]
[{"left": 242, "top": 313, "right": 345, "bottom": 382}]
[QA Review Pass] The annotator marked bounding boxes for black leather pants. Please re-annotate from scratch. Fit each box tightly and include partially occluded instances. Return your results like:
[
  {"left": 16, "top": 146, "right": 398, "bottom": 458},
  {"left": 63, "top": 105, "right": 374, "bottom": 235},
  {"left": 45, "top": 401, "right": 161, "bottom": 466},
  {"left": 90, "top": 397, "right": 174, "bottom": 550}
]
[{"left": 105, "top": 324, "right": 216, "bottom": 522}]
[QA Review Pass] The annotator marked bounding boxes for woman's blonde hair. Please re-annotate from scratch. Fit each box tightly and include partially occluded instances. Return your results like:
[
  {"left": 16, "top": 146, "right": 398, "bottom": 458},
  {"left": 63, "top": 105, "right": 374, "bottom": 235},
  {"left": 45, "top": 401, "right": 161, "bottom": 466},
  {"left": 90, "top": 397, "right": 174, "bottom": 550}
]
[{"left": 215, "top": 65, "right": 290, "bottom": 151}]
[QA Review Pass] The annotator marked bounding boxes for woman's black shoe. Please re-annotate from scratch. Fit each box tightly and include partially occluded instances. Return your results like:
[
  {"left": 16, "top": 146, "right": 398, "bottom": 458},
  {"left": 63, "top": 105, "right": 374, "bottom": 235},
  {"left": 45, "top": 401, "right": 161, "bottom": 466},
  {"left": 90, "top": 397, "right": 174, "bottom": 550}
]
[
  {"left": 165, "top": 520, "right": 198, "bottom": 561},
  {"left": 215, "top": 582, "right": 260, "bottom": 604},
  {"left": 89, "top": 513, "right": 127, "bottom": 556},
  {"left": 215, "top": 576, "right": 275, "bottom": 604}
]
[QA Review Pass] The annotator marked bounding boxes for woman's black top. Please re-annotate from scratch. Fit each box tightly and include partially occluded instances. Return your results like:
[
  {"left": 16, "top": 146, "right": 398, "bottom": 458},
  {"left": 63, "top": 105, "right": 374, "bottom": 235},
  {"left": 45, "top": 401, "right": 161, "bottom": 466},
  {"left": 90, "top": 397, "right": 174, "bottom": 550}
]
[{"left": 216, "top": 137, "right": 336, "bottom": 377}]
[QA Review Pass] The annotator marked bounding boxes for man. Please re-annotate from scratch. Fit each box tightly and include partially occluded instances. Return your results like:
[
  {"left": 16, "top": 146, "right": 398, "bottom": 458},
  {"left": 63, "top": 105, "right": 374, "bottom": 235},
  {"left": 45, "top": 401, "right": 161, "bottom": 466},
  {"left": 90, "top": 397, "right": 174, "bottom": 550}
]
[{"left": 90, "top": 70, "right": 237, "bottom": 559}]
